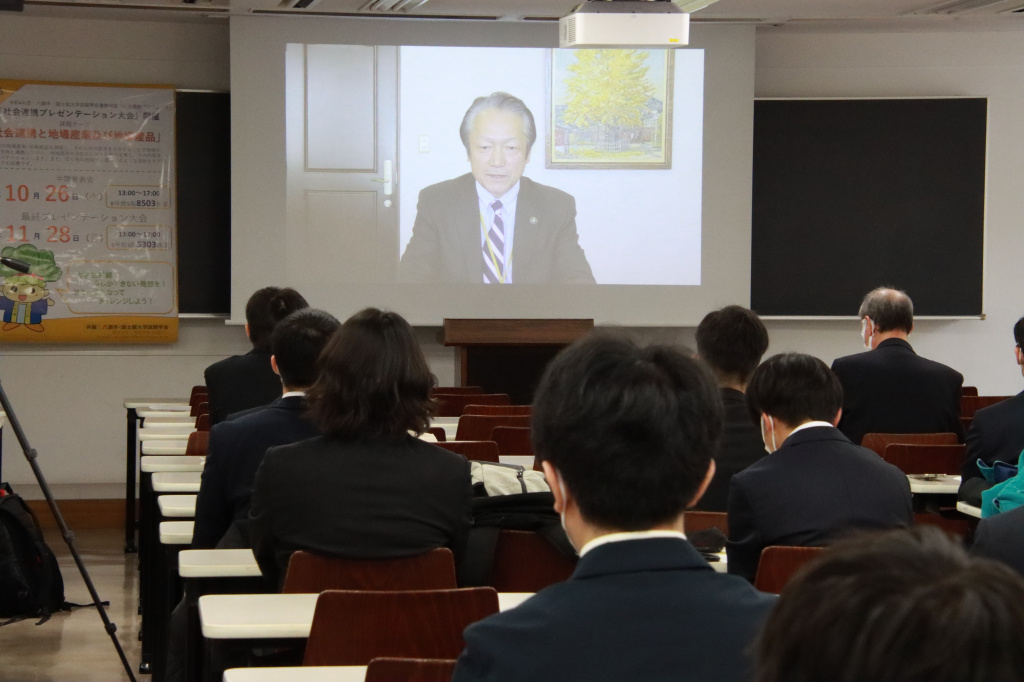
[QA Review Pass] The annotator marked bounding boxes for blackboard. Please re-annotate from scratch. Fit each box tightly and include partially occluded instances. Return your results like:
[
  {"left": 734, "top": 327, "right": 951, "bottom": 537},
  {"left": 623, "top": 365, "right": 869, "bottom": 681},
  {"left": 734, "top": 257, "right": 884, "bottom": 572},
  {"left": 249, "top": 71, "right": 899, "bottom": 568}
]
[
  {"left": 176, "top": 91, "right": 231, "bottom": 315},
  {"left": 750, "top": 98, "right": 986, "bottom": 317}
]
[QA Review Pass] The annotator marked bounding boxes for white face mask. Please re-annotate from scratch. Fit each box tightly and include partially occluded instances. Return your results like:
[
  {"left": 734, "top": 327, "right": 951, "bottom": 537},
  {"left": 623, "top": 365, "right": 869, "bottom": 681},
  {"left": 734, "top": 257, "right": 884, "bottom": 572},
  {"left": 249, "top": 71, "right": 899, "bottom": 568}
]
[
  {"left": 861, "top": 318, "right": 874, "bottom": 351},
  {"left": 761, "top": 415, "right": 778, "bottom": 453}
]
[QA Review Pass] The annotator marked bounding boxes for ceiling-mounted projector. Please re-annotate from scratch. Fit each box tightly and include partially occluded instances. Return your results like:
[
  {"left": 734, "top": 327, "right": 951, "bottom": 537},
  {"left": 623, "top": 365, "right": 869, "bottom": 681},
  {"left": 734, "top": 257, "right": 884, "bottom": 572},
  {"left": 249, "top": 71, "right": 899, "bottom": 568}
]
[{"left": 559, "top": 0, "right": 689, "bottom": 48}]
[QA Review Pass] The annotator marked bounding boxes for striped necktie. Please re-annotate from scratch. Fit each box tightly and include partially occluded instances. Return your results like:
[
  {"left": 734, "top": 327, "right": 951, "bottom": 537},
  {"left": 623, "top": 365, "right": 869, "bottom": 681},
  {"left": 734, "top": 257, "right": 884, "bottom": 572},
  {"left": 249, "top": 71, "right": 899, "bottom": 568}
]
[{"left": 483, "top": 199, "right": 506, "bottom": 284}]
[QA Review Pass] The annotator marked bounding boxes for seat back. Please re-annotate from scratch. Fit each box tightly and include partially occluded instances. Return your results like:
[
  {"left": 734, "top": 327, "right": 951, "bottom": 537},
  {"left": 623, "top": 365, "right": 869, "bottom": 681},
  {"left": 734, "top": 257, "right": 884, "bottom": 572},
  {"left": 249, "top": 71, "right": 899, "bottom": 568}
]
[
  {"left": 961, "top": 395, "right": 1014, "bottom": 419},
  {"left": 365, "top": 658, "right": 457, "bottom": 682},
  {"left": 282, "top": 548, "right": 457, "bottom": 594},
  {"left": 429, "top": 386, "right": 484, "bottom": 397},
  {"left": 463, "top": 404, "right": 533, "bottom": 416},
  {"left": 426, "top": 426, "right": 447, "bottom": 442},
  {"left": 435, "top": 394, "right": 511, "bottom": 418},
  {"left": 303, "top": 588, "right": 499, "bottom": 666},
  {"left": 435, "top": 440, "right": 500, "bottom": 463},
  {"left": 753, "top": 546, "right": 825, "bottom": 594},
  {"left": 683, "top": 511, "right": 729, "bottom": 534},
  {"left": 489, "top": 530, "right": 577, "bottom": 592},
  {"left": 189, "top": 387, "right": 208, "bottom": 406},
  {"left": 194, "top": 413, "right": 211, "bottom": 432},
  {"left": 185, "top": 430, "right": 209, "bottom": 457},
  {"left": 962, "top": 385, "right": 979, "bottom": 397},
  {"left": 190, "top": 400, "right": 209, "bottom": 418},
  {"left": 490, "top": 426, "right": 534, "bottom": 459},
  {"left": 456, "top": 415, "right": 531, "bottom": 442},
  {"left": 882, "top": 443, "right": 965, "bottom": 476},
  {"left": 860, "top": 432, "right": 958, "bottom": 457}
]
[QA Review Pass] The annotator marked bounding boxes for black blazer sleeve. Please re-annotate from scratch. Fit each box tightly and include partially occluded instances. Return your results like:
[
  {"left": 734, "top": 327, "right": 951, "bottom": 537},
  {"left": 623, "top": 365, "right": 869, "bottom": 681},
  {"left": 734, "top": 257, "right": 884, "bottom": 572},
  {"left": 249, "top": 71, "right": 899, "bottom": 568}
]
[
  {"left": 725, "top": 477, "right": 761, "bottom": 583},
  {"left": 191, "top": 425, "right": 232, "bottom": 549}
]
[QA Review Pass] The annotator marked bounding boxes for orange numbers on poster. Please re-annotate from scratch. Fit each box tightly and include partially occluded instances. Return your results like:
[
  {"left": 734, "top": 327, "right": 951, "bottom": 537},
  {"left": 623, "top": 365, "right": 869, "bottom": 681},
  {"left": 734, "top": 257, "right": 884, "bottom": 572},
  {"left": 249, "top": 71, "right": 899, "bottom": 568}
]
[
  {"left": 5, "top": 225, "right": 28, "bottom": 242},
  {"left": 5, "top": 185, "right": 29, "bottom": 202},
  {"left": 45, "top": 185, "right": 70, "bottom": 202},
  {"left": 46, "top": 226, "right": 71, "bottom": 243}
]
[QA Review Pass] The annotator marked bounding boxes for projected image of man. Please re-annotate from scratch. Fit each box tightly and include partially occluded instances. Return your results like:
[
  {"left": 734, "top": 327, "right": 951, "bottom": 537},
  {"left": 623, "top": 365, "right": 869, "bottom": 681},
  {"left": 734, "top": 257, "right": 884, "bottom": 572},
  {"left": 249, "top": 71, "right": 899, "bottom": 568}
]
[{"left": 398, "top": 92, "right": 595, "bottom": 284}]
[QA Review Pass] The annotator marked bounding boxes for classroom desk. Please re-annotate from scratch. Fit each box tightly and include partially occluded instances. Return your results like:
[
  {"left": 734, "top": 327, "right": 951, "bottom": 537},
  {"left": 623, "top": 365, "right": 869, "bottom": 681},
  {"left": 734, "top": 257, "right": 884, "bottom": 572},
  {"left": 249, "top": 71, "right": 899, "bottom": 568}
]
[
  {"left": 907, "top": 474, "right": 961, "bottom": 495},
  {"left": 125, "top": 397, "right": 188, "bottom": 552},
  {"left": 139, "top": 426, "right": 196, "bottom": 439},
  {"left": 159, "top": 494, "right": 197, "bottom": 518},
  {"left": 153, "top": 471, "right": 203, "bottom": 493},
  {"left": 200, "top": 591, "right": 531, "bottom": 640},
  {"left": 956, "top": 501, "right": 982, "bottom": 519},
  {"left": 224, "top": 667, "right": 365, "bottom": 682},
  {"left": 138, "top": 411, "right": 197, "bottom": 422},
  {"left": 0, "top": 413, "right": 7, "bottom": 481},
  {"left": 148, "top": 522, "right": 197, "bottom": 681},
  {"left": 143, "top": 441, "right": 190, "bottom": 456}
]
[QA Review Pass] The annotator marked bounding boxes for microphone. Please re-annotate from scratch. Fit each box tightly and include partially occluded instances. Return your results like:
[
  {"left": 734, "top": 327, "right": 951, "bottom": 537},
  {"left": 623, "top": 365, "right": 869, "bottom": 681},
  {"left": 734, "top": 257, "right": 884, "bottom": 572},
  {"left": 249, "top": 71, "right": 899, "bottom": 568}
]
[{"left": 0, "top": 257, "right": 31, "bottom": 273}]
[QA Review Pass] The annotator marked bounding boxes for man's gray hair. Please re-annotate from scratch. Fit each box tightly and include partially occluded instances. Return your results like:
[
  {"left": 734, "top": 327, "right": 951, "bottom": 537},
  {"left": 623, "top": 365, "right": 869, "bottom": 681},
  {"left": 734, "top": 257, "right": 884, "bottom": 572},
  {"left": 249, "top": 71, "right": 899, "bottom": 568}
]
[
  {"left": 459, "top": 92, "right": 537, "bottom": 155},
  {"left": 858, "top": 287, "right": 914, "bottom": 333}
]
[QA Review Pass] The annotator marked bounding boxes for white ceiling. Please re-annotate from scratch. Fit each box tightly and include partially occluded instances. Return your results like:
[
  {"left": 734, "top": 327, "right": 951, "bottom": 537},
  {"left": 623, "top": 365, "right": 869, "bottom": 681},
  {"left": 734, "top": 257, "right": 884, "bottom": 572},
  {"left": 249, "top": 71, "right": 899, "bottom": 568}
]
[{"left": 16, "top": 0, "right": 1024, "bottom": 30}]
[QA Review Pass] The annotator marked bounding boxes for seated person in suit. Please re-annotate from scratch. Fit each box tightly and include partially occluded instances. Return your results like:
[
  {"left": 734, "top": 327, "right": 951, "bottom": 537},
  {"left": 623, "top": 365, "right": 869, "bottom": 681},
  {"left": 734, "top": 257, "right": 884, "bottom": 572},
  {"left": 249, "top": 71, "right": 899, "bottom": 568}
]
[
  {"left": 831, "top": 287, "right": 964, "bottom": 445},
  {"left": 693, "top": 304, "right": 769, "bottom": 511},
  {"left": 970, "top": 504, "right": 1024, "bottom": 576},
  {"left": 204, "top": 286, "right": 308, "bottom": 424},
  {"left": 959, "top": 315, "right": 1024, "bottom": 506},
  {"left": 757, "top": 526, "right": 1024, "bottom": 682},
  {"left": 248, "top": 308, "right": 473, "bottom": 590},
  {"left": 398, "top": 92, "right": 595, "bottom": 284},
  {"left": 452, "top": 334, "right": 775, "bottom": 682},
  {"left": 192, "top": 308, "right": 339, "bottom": 550},
  {"left": 727, "top": 353, "right": 913, "bottom": 582}
]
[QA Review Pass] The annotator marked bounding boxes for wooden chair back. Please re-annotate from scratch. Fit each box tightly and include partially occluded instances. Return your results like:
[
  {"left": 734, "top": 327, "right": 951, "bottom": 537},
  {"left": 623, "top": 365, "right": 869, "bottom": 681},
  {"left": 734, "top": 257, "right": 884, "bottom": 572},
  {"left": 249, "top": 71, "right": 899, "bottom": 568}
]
[
  {"left": 463, "top": 404, "right": 533, "bottom": 416},
  {"left": 456, "top": 415, "right": 531, "bottom": 442},
  {"left": 426, "top": 426, "right": 447, "bottom": 442},
  {"left": 190, "top": 400, "right": 209, "bottom": 418},
  {"left": 684, "top": 511, "right": 729, "bottom": 534},
  {"left": 365, "top": 658, "right": 457, "bottom": 682},
  {"left": 962, "top": 385, "right": 979, "bottom": 397},
  {"left": 490, "top": 426, "right": 533, "bottom": 459},
  {"left": 185, "top": 430, "right": 209, "bottom": 457},
  {"left": 489, "top": 530, "right": 577, "bottom": 592},
  {"left": 303, "top": 588, "right": 499, "bottom": 666},
  {"left": 861, "top": 432, "right": 958, "bottom": 457},
  {"left": 753, "top": 546, "right": 825, "bottom": 594},
  {"left": 882, "top": 443, "right": 965, "bottom": 476},
  {"left": 435, "top": 440, "right": 500, "bottom": 463},
  {"left": 281, "top": 548, "right": 457, "bottom": 594},
  {"left": 194, "top": 413, "right": 211, "bottom": 432},
  {"left": 435, "top": 394, "right": 510, "bottom": 418},
  {"left": 429, "top": 386, "right": 483, "bottom": 397},
  {"left": 189, "top": 387, "right": 208, "bottom": 406},
  {"left": 961, "top": 395, "right": 1014, "bottom": 419}
]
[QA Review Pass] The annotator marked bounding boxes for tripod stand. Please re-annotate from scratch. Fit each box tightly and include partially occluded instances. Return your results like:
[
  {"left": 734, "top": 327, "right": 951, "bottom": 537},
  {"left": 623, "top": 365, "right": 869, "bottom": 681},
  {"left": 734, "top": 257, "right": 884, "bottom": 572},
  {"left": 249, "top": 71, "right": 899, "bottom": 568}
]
[{"left": 0, "top": 377, "right": 138, "bottom": 682}]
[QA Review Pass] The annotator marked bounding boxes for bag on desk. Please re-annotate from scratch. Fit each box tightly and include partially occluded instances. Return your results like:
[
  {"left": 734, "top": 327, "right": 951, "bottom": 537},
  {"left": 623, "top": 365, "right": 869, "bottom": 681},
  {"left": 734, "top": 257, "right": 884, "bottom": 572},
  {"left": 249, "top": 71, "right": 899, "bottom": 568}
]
[{"left": 0, "top": 482, "right": 66, "bottom": 624}]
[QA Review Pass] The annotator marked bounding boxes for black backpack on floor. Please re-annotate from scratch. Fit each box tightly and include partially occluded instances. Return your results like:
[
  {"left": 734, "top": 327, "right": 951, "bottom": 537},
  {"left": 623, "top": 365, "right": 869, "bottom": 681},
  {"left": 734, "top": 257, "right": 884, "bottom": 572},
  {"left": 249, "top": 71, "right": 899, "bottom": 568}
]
[{"left": 0, "top": 483, "right": 66, "bottom": 624}]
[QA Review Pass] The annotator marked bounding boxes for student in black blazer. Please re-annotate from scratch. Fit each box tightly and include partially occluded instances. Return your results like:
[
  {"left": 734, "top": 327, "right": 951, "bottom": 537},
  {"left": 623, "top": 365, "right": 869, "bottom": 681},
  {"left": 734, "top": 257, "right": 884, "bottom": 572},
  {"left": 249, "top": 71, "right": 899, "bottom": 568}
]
[
  {"left": 203, "top": 286, "right": 308, "bottom": 424},
  {"left": 831, "top": 287, "right": 964, "bottom": 446},
  {"left": 960, "top": 316, "right": 1024, "bottom": 506},
  {"left": 693, "top": 305, "right": 770, "bottom": 512},
  {"left": 248, "top": 308, "right": 472, "bottom": 590},
  {"left": 971, "top": 505, "right": 1024, "bottom": 576},
  {"left": 452, "top": 334, "right": 774, "bottom": 682},
  {"left": 728, "top": 353, "right": 913, "bottom": 582}
]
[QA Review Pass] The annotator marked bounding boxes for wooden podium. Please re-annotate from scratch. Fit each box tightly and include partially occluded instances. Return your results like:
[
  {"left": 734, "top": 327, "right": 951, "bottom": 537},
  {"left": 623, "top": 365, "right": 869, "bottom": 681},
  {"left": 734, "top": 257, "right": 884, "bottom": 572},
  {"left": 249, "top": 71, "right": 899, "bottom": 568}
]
[{"left": 442, "top": 319, "right": 594, "bottom": 404}]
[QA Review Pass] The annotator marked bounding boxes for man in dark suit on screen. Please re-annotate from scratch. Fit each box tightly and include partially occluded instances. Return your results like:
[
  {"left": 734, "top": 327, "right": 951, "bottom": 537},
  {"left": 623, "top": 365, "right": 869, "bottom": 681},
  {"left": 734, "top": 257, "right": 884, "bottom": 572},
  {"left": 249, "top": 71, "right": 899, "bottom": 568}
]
[
  {"left": 452, "top": 334, "right": 774, "bottom": 682},
  {"left": 831, "top": 287, "right": 965, "bottom": 446},
  {"left": 398, "top": 92, "right": 595, "bottom": 284},
  {"left": 959, "top": 315, "right": 1024, "bottom": 506}
]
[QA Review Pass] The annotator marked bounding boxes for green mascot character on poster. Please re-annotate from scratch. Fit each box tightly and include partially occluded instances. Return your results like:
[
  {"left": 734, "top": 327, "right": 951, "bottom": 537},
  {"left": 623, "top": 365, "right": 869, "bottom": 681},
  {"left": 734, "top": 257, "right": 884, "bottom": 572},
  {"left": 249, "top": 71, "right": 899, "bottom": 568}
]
[{"left": 0, "top": 245, "right": 62, "bottom": 333}]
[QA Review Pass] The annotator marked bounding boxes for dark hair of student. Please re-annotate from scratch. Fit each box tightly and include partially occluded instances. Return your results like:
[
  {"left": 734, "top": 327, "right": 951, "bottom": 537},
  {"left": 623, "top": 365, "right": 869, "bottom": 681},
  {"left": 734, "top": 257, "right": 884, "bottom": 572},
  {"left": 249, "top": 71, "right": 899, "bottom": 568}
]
[
  {"left": 307, "top": 308, "right": 436, "bottom": 438},
  {"left": 695, "top": 305, "right": 769, "bottom": 385},
  {"left": 756, "top": 526, "right": 1024, "bottom": 682},
  {"left": 746, "top": 353, "right": 842, "bottom": 426},
  {"left": 532, "top": 333, "right": 722, "bottom": 531},
  {"left": 1014, "top": 315, "right": 1024, "bottom": 348},
  {"left": 270, "top": 308, "right": 341, "bottom": 389},
  {"left": 245, "top": 287, "right": 309, "bottom": 353},
  {"left": 858, "top": 286, "right": 914, "bottom": 334}
]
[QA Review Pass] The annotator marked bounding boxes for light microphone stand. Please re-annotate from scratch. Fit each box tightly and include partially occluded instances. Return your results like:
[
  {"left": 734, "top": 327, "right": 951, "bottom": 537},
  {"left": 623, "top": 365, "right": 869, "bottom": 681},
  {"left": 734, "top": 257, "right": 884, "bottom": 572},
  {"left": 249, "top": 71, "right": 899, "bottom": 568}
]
[{"left": 0, "top": 377, "right": 138, "bottom": 682}]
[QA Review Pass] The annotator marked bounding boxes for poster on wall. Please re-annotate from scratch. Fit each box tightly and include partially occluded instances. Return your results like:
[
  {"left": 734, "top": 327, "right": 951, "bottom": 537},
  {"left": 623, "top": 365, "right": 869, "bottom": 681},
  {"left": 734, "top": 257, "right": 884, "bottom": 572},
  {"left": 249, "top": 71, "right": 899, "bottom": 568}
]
[{"left": 0, "top": 80, "right": 177, "bottom": 343}]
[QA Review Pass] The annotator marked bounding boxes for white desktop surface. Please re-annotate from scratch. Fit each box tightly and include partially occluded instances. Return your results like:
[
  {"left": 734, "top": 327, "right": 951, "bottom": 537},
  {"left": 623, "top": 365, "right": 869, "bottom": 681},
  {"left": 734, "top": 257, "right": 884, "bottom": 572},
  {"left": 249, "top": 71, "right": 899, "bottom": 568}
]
[
  {"left": 179, "top": 549, "right": 262, "bottom": 579},
  {"left": 125, "top": 399, "right": 189, "bottom": 410},
  {"left": 141, "top": 455, "right": 204, "bottom": 473},
  {"left": 142, "top": 442, "right": 189, "bottom": 456},
  {"left": 152, "top": 471, "right": 203, "bottom": 493},
  {"left": 139, "top": 426, "right": 196, "bottom": 439},
  {"left": 140, "top": 412, "right": 198, "bottom": 422},
  {"left": 956, "top": 501, "right": 982, "bottom": 518},
  {"left": 160, "top": 521, "right": 195, "bottom": 544},
  {"left": 907, "top": 474, "right": 960, "bottom": 495},
  {"left": 158, "top": 494, "right": 197, "bottom": 518},
  {"left": 223, "top": 666, "right": 365, "bottom": 682}
]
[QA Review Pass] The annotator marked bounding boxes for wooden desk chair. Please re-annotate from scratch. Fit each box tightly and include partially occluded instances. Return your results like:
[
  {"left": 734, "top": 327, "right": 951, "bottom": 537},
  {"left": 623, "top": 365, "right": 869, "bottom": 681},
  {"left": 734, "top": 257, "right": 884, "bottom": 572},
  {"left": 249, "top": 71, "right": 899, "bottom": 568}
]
[
  {"left": 435, "top": 394, "right": 511, "bottom": 418},
  {"left": 435, "top": 440, "right": 500, "bottom": 463},
  {"left": 962, "top": 385, "right": 979, "bottom": 397},
  {"left": 430, "top": 386, "right": 483, "bottom": 397},
  {"left": 303, "top": 587, "right": 499, "bottom": 666},
  {"left": 490, "top": 426, "right": 533, "bottom": 459},
  {"left": 189, "top": 386, "right": 208, "bottom": 404},
  {"left": 488, "top": 530, "right": 577, "bottom": 592},
  {"left": 194, "top": 413, "right": 210, "bottom": 432},
  {"left": 961, "top": 395, "right": 1014, "bottom": 419},
  {"left": 456, "top": 415, "right": 531, "bottom": 442},
  {"left": 882, "top": 443, "right": 965, "bottom": 476},
  {"left": 684, "top": 511, "right": 729, "bottom": 535},
  {"left": 184, "top": 431, "right": 209, "bottom": 457},
  {"left": 365, "top": 658, "right": 457, "bottom": 682},
  {"left": 281, "top": 548, "right": 457, "bottom": 594},
  {"left": 190, "top": 400, "right": 209, "bottom": 418},
  {"left": 753, "top": 546, "right": 825, "bottom": 594},
  {"left": 861, "top": 432, "right": 958, "bottom": 457},
  {"left": 427, "top": 426, "right": 447, "bottom": 442},
  {"left": 463, "top": 404, "right": 533, "bottom": 416}
]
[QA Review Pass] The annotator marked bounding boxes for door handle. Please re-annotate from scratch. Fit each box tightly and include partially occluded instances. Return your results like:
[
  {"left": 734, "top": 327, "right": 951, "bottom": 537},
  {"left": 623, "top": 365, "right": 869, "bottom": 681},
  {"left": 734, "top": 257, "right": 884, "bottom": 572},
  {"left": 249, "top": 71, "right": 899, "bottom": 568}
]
[{"left": 371, "top": 160, "right": 393, "bottom": 196}]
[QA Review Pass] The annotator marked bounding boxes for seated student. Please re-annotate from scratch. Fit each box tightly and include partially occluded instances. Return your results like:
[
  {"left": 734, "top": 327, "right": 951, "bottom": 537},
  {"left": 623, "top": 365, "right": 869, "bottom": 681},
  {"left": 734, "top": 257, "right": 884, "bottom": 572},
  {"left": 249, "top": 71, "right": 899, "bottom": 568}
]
[
  {"left": 191, "top": 308, "right": 339, "bottom": 550},
  {"left": 970, "top": 504, "right": 1024, "bottom": 576},
  {"left": 452, "top": 334, "right": 775, "bottom": 682},
  {"left": 727, "top": 353, "right": 912, "bottom": 582},
  {"left": 756, "top": 526, "right": 1024, "bottom": 682},
  {"left": 959, "top": 315, "right": 1024, "bottom": 506},
  {"left": 248, "top": 308, "right": 473, "bottom": 590},
  {"left": 693, "top": 304, "right": 770, "bottom": 511},
  {"left": 204, "top": 286, "right": 308, "bottom": 424}
]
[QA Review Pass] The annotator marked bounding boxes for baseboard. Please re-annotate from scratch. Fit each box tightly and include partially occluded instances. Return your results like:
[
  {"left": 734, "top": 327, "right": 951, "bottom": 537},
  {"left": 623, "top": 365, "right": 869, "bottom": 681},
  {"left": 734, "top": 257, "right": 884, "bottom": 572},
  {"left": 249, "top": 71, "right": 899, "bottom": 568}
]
[{"left": 25, "top": 499, "right": 125, "bottom": 530}]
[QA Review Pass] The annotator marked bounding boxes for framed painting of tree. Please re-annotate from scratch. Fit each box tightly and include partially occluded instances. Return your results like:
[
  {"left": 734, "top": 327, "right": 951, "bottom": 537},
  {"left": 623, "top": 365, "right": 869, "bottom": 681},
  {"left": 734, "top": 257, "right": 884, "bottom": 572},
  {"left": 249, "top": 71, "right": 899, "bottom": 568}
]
[{"left": 547, "top": 49, "right": 674, "bottom": 169}]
